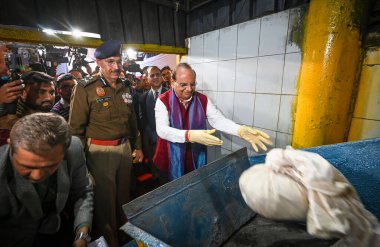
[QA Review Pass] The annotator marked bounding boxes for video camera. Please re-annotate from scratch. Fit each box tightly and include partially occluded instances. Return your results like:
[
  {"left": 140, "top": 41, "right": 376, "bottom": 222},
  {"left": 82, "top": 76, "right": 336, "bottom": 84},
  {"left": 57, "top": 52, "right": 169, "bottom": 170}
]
[
  {"left": 0, "top": 44, "right": 35, "bottom": 85},
  {"left": 44, "top": 45, "right": 69, "bottom": 65},
  {"left": 69, "top": 47, "right": 93, "bottom": 71},
  {"left": 124, "top": 60, "right": 142, "bottom": 73},
  {"left": 0, "top": 44, "right": 71, "bottom": 83}
]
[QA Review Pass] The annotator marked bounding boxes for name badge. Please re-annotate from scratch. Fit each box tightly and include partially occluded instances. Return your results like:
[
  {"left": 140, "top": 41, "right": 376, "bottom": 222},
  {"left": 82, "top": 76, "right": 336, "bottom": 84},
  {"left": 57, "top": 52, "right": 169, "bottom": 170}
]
[{"left": 96, "top": 96, "right": 111, "bottom": 104}]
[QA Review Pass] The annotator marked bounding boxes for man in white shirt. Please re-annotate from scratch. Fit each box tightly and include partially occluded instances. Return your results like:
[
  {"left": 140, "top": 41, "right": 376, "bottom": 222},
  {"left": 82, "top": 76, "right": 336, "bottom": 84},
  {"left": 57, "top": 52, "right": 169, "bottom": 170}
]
[{"left": 154, "top": 63, "right": 272, "bottom": 182}]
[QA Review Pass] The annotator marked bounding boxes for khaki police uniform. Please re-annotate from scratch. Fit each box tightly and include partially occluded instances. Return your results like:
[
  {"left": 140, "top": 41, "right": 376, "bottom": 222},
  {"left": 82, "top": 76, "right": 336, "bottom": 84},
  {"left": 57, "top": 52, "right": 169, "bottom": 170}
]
[{"left": 69, "top": 74, "right": 141, "bottom": 246}]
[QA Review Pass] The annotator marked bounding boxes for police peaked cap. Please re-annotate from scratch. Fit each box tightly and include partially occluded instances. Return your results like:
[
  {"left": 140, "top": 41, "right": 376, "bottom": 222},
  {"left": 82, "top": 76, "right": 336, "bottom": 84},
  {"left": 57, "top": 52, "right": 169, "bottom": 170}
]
[{"left": 94, "top": 40, "right": 122, "bottom": 59}]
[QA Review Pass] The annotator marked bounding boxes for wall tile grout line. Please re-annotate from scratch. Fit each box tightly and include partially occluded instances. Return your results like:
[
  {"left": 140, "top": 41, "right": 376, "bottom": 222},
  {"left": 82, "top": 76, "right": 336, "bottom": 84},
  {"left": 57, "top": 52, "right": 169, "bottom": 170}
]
[
  {"left": 253, "top": 17, "right": 262, "bottom": 130},
  {"left": 275, "top": 10, "right": 292, "bottom": 141}
]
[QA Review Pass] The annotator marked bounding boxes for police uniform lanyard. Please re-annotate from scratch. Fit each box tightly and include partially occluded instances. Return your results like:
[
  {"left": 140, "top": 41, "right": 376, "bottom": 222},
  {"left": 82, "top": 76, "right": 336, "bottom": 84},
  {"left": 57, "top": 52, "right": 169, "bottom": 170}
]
[{"left": 99, "top": 77, "right": 109, "bottom": 87}]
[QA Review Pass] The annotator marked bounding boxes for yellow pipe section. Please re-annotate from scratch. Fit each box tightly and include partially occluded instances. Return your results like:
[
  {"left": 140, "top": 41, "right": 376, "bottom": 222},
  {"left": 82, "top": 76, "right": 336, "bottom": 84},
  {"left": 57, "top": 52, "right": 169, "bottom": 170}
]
[
  {"left": 0, "top": 26, "right": 102, "bottom": 48},
  {"left": 122, "top": 44, "right": 187, "bottom": 55},
  {"left": 292, "top": 0, "right": 367, "bottom": 148},
  {"left": 0, "top": 26, "right": 187, "bottom": 54}
]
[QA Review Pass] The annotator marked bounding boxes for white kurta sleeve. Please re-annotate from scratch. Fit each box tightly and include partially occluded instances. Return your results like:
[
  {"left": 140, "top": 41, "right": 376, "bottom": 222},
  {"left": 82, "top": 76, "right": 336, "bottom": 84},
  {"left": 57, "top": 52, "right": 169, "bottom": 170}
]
[
  {"left": 206, "top": 98, "right": 240, "bottom": 136},
  {"left": 155, "top": 98, "right": 187, "bottom": 143}
]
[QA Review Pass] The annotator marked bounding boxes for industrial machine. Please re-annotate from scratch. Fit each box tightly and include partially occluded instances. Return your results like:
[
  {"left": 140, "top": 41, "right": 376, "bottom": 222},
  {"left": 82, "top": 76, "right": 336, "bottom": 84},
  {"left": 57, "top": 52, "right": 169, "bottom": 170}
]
[{"left": 122, "top": 138, "right": 380, "bottom": 246}]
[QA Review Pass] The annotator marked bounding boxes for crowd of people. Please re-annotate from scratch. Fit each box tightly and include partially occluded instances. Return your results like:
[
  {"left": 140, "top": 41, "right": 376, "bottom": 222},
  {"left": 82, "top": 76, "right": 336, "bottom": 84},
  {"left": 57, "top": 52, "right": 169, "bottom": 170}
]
[{"left": 0, "top": 40, "right": 272, "bottom": 247}]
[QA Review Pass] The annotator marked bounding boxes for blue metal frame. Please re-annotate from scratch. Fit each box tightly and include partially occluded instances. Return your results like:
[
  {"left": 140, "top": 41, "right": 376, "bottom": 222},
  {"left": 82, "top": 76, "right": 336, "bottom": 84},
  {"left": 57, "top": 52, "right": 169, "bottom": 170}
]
[{"left": 122, "top": 148, "right": 254, "bottom": 246}]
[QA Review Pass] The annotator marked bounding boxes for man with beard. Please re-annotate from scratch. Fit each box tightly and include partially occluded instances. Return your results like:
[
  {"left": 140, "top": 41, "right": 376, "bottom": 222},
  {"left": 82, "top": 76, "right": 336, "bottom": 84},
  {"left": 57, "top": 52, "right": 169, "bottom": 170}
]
[
  {"left": 0, "top": 71, "right": 55, "bottom": 146},
  {"left": 69, "top": 40, "right": 143, "bottom": 247},
  {"left": 51, "top": 73, "right": 77, "bottom": 121}
]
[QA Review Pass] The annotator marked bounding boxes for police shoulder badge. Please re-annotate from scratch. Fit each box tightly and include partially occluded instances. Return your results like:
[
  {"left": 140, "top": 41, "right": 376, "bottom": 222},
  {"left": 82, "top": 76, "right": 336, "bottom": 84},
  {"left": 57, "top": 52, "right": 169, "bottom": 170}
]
[
  {"left": 96, "top": 86, "right": 106, "bottom": 97},
  {"left": 122, "top": 93, "right": 133, "bottom": 104}
]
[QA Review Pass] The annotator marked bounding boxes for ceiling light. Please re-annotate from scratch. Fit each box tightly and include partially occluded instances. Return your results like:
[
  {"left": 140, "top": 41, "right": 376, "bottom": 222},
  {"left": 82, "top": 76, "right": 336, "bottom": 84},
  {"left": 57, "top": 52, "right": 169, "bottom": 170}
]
[
  {"left": 72, "top": 29, "right": 82, "bottom": 37},
  {"left": 126, "top": 48, "right": 136, "bottom": 59},
  {"left": 43, "top": 29, "right": 55, "bottom": 35}
]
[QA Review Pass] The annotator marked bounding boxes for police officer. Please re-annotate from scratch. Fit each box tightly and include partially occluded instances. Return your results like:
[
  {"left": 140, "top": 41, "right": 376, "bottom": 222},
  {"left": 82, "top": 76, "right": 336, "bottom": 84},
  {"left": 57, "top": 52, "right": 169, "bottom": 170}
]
[{"left": 69, "top": 40, "right": 144, "bottom": 247}]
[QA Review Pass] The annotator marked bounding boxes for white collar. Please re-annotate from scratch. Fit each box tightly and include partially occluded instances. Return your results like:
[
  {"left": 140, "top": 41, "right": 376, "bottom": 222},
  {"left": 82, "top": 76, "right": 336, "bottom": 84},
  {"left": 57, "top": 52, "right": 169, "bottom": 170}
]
[
  {"left": 174, "top": 91, "right": 193, "bottom": 108},
  {"left": 151, "top": 85, "right": 162, "bottom": 95}
]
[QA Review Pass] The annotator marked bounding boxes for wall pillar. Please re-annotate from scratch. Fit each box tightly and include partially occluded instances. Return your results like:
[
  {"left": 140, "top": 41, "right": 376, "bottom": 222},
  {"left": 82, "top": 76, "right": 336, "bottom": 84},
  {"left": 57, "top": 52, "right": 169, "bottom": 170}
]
[{"left": 292, "top": 0, "right": 369, "bottom": 148}]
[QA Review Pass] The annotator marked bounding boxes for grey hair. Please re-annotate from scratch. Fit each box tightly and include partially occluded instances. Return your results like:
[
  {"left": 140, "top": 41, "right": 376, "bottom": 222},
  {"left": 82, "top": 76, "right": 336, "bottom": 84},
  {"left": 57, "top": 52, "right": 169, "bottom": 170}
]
[
  {"left": 10, "top": 113, "right": 71, "bottom": 155},
  {"left": 172, "top": 63, "right": 196, "bottom": 81}
]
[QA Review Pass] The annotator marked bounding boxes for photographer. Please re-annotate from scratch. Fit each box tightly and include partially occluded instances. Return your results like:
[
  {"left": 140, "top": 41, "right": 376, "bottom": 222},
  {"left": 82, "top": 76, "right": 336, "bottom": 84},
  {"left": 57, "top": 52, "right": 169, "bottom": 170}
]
[
  {"left": 70, "top": 47, "right": 93, "bottom": 78},
  {"left": 0, "top": 45, "right": 24, "bottom": 117},
  {"left": 0, "top": 71, "right": 55, "bottom": 146}
]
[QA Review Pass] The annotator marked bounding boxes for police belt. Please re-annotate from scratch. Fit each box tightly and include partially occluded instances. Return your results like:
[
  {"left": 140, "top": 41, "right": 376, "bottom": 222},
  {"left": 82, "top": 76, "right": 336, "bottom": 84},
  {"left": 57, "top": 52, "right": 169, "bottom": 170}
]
[{"left": 90, "top": 137, "right": 127, "bottom": 146}]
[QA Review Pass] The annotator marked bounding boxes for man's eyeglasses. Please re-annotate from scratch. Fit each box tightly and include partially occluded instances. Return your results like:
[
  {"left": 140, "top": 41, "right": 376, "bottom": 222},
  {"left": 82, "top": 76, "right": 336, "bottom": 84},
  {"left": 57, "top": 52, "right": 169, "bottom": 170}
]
[
  {"left": 104, "top": 59, "right": 122, "bottom": 67},
  {"left": 176, "top": 82, "right": 197, "bottom": 88}
]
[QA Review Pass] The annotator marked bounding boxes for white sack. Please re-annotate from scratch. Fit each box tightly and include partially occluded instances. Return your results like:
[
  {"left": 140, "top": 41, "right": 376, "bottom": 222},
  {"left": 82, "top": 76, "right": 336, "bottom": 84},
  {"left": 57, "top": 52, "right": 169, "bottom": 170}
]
[
  {"left": 239, "top": 164, "right": 308, "bottom": 220},
  {"left": 239, "top": 148, "right": 380, "bottom": 246}
]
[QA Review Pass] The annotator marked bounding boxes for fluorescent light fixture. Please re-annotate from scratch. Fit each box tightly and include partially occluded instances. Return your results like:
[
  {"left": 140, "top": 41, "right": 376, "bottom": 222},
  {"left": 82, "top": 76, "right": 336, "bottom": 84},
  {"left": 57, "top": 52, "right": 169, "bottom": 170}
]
[
  {"left": 126, "top": 48, "right": 136, "bottom": 58},
  {"left": 76, "top": 31, "right": 100, "bottom": 38},
  {"left": 72, "top": 29, "right": 82, "bottom": 37},
  {"left": 41, "top": 28, "right": 101, "bottom": 38},
  {"left": 43, "top": 29, "right": 55, "bottom": 35}
]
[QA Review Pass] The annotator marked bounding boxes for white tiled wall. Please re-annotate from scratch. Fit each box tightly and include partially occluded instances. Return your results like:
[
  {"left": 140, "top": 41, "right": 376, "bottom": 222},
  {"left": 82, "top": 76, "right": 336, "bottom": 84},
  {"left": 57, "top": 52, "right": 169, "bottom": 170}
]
[
  {"left": 348, "top": 48, "right": 380, "bottom": 141},
  {"left": 235, "top": 58, "right": 257, "bottom": 92},
  {"left": 186, "top": 7, "right": 303, "bottom": 161},
  {"left": 256, "top": 55, "right": 284, "bottom": 94}
]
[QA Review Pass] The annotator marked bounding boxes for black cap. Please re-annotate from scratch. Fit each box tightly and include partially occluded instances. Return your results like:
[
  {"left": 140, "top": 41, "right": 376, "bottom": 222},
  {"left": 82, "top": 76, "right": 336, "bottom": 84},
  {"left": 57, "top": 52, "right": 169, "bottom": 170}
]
[{"left": 94, "top": 40, "right": 122, "bottom": 59}]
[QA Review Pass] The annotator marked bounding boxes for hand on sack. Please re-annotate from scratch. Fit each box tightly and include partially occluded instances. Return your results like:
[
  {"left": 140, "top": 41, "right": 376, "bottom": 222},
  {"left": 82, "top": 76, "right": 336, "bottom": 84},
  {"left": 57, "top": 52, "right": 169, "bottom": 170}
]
[
  {"left": 132, "top": 149, "right": 144, "bottom": 163},
  {"left": 237, "top": 125, "right": 272, "bottom": 152},
  {"left": 188, "top": 129, "right": 223, "bottom": 146}
]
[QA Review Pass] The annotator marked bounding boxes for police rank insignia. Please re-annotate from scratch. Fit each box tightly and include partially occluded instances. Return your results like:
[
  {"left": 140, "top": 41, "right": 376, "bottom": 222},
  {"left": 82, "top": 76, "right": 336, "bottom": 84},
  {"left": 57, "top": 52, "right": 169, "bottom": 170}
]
[
  {"left": 96, "top": 86, "right": 106, "bottom": 97},
  {"left": 122, "top": 93, "right": 133, "bottom": 104}
]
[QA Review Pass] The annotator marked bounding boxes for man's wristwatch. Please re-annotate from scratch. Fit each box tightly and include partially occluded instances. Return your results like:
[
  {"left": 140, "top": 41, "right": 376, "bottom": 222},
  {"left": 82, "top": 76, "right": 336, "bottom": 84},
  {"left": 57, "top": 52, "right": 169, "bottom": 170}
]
[{"left": 75, "top": 232, "right": 91, "bottom": 242}]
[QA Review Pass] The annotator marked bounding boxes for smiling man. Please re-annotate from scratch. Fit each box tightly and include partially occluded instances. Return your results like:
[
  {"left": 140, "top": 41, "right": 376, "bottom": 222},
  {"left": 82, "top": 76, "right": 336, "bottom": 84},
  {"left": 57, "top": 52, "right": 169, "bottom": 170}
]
[
  {"left": 69, "top": 40, "right": 143, "bottom": 247},
  {"left": 0, "top": 113, "right": 93, "bottom": 247},
  {"left": 154, "top": 63, "right": 273, "bottom": 182}
]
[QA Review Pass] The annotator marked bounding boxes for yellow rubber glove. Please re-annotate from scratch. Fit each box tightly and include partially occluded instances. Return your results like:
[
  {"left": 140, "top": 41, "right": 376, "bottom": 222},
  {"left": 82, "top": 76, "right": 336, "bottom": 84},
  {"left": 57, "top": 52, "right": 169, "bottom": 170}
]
[
  {"left": 237, "top": 125, "right": 273, "bottom": 152},
  {"left": 188, "top": 129, "right": 223, "bottom": 146}
]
